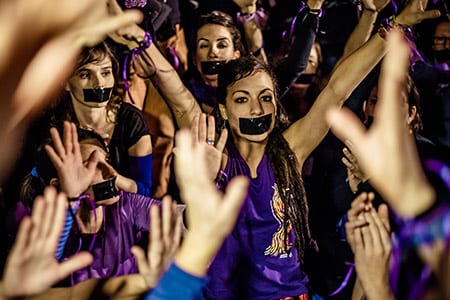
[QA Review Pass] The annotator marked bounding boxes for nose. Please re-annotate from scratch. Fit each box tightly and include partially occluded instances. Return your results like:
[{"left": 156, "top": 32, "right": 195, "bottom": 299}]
[
  {"left": 208, "top": 45, "right": 219, "bottom": 58},
  {"left": 249, "top": 99, "right": 263, "bottom": 116},
  {"left": 92, "top": 73, "right": 105, "bottom": 88}
]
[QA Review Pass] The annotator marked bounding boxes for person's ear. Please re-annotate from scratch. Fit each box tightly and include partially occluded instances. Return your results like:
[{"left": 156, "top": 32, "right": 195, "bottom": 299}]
[
  {"left": 49, "top": 178, "right": 59, "bottom": 188},
  {"left": 407, "top": 105, "right": 417, "bottom": 125},
  {"left": 219, "top": 104, "right": 228, "bottom": 120},
  {"left": 233, "top": 49, "right": 240, "bottom": 59},
  {"left": 64, "top": 82, "right": 71, "bottom": 92}
]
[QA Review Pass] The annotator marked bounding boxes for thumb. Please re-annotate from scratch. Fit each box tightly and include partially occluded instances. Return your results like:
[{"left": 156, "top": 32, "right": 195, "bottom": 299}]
[
  {"left": 421, "top": 9, "right": 441, "bottom": 21},
  {"left": 85, "top": 150, "right": 100, "bottom": 172}
]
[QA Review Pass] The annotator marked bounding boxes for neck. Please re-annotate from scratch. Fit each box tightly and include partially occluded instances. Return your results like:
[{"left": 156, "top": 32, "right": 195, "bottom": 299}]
[
  {"left": 71, "top": 98, "right": 116, "bottom": 141},
  {"left": 234, "top": 137, "right": 267, "bottom": 178}
]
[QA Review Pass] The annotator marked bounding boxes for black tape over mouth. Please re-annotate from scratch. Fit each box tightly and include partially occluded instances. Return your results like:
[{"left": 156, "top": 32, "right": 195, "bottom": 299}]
[
  {"left": 92, "top": 177, "right": 118, "bottom": 201},
  {"left": 201, "top": 61, "right": 226, "bottom": 75},
  {"left": 83, "top": 87, "right": 113, "bottom": 103},
  {"left": 295, "top": 73, "right": 315, "bottom": 84},
  {"left": 239, "top": 114, "right": 272, "bottom": 135}
]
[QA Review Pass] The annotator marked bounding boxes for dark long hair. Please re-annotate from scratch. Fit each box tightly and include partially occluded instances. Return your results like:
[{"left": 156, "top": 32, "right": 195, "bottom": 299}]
[{"left": 217, "top": 55, "right": 315, "bottom": 262}]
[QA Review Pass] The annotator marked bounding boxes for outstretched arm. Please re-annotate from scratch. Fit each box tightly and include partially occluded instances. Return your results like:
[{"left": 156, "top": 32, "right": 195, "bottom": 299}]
[
  {"left": 275, "top": 0, "right": 324, "bottom": 99},
  {"left": 328, "top": 29, "right": 449, "bottom": 292},
  {"left": 107, "top": 0, "right": 201, "bottom": 129},
  {"left": 338, "top": 0, "right": 391, "bottom": 64},
  {"left": 283, "top": 0, "right": 440, "bottom": 167}
]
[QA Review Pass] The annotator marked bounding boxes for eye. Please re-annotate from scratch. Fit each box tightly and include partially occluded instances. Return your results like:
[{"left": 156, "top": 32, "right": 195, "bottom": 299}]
[
  {"left": 308, "top": 59, "right": 317, "bottom": 67},
  {"left": 102, "top": 70, "right": 112, "bottom": 77},
  {"left": 79, "top": 72, "right": 90, "bottom": 79},
  {"left": 217, "top": 41, "right": 230, "bottom": 49},
  {"left": 235, "top": 97, "right": 248, "bottom": 104},
  {"left": 198, "top": 43, "right": 209, "bottom": 49},
  {"left": 261, "top": 95, "right": 273, "bottom": 102}
]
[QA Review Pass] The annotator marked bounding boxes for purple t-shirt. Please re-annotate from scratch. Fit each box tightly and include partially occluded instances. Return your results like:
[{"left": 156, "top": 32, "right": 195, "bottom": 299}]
[
  {"left": 62, "top": 191, "right": 158, "bottom": 285},
  {"left": 205, "top": 147, "right": 309, "bottom": 300}
]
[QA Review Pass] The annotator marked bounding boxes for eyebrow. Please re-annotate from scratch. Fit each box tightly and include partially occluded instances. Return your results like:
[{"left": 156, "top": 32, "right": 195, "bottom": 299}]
[
  {"left": 198, "top": 37, "right": 231, "bottom": 43},
  {"left": 232, "top": 88, "right": 274, "bottom": 97}
]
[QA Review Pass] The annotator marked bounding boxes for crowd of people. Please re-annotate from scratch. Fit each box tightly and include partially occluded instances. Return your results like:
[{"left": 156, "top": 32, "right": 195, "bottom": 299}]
[{"left": 0, "top": 0, "right": 449, "bottom": 299}]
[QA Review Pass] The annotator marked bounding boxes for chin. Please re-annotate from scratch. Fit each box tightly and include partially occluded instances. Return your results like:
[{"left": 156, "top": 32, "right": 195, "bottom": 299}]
[{"left": 243, "top": 132, "right": 271, "bottom": 143}]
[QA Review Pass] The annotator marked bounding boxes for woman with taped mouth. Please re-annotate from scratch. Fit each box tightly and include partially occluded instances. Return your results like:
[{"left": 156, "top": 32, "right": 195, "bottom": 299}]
[
  {"left": 18, "top": 122, "right": 163, "bottom": 286},
  {"left": 186, "top": 2, "right": 324, "bottom": 115},
  {"left": 41, "top": 41, "right": 153, "bottom": 197}
]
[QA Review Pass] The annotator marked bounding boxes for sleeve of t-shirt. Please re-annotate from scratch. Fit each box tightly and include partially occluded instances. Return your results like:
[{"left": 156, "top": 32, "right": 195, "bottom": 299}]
[
  {"left": 144, "top": 263, "right": 206, "bottom": 300},
  {"left": 120, "top": 103, "right": 151, "bottom": 148},
  {"left": 124, "top": 192, "right": 160, "bottom": 231}
]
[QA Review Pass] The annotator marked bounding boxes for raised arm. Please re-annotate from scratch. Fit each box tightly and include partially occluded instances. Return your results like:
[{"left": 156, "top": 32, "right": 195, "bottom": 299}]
[
  {"left": 107, "top": 0, "right": 201, "bottom": 129},
  {"left": 327, "top": 30, "right": 450, "bottom": 295},
  {"left": 283, "top": 31, "right": 387, "bottom": 166},
  {"left": 275, "top": 0, "right": 324, "bottom": 98},
  {"left": 283, "top": 0, "right": 441, "bottom": 167},
  {"left": 339, "top": 0, "right": 391, "bottom": 64}
]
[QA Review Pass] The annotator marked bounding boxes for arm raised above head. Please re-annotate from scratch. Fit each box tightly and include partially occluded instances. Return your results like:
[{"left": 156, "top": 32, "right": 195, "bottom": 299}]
[
  {"left": 283, "top": 31, "right": 387, "bottom": 166},
  {"left": 107, "top": 0, "right": 201, "bottom": 129}
]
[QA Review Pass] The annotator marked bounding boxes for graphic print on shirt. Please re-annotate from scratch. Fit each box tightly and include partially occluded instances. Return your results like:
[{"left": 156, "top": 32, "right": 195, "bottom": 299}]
[{"left": 264, "top": 184, "right": 293, "bottom": 258}]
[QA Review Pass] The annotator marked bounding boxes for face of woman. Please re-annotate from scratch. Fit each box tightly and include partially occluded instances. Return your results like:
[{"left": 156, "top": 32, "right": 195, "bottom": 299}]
[
  {"left": 79, "top": 143, "right": 119, "bottom": 206},
  {"left": 66, "top": 55, "right": 115, "bottom": 108},
  {"left": 195, "top": 24, "right": 240, "bottom": 86},
  {"left": 220, "top": 71, "right": 276, "bottom": 143}
]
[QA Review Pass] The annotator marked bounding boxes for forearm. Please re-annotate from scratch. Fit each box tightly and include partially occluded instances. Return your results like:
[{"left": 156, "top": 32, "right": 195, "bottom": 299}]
[
  {"left": 174, "top": 232, "right": 225, "bottom": 277},
  {"left": 327, "top": 32, "right": 386, "bottom": 102},
  {"left": 122, "top": 30, "right": 200, "bottom": 128},
  {"left": 340, "top": 9, "right": 379, "bottom": 64}
]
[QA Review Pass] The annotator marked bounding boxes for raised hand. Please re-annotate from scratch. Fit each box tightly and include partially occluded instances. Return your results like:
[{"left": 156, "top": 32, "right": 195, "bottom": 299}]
[
  {"left": 396, "top": 0, "right": 441, "bottom": 26},
  {"left": 131, "top": 196, "right": 183, "bottom": 288},
  {"left": 173, "top": 128, "right": 248, "bottom": 276},
  {"left": 45, "top": 122, "right": 100, "bottom": 198},
  {"left": 326, "top": 29, "right": 435, "bottom": 218},
  {"left": 0, "top": 187, "right": 93, "bottom": 298},
  {"left": 189, "top": 113, "right": 228, "bottom": 182}
]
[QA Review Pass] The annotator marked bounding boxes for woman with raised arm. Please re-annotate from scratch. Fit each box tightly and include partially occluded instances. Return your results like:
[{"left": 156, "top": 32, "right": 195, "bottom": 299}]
[{"left": 109, "top": 0, "right": 325, "bottom": 126}]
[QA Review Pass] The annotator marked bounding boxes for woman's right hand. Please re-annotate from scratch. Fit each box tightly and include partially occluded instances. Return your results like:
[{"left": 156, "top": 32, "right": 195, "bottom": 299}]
[{"left": 45, "top": 122, "right": 99, "bottom": 198}]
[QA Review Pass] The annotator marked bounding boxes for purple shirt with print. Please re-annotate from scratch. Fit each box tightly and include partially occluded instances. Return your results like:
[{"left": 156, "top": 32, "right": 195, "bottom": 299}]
[{"left": 204, "top": 146, "right": 309, "bottom": 300}]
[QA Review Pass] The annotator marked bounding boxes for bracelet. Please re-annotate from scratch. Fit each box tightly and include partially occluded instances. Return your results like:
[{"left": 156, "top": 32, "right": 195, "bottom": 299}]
[
  {"left": 123, "top": 32, "right": 154, "bottom": 104},
  {"left": 236, "top": 7, "right": 266, "bottom": 29},
  {"left": 215, "top": 170, "right": 229, "bottom": 191},
  {"left": 399, "top": 202, "right": 450, "bottom": 249}
]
